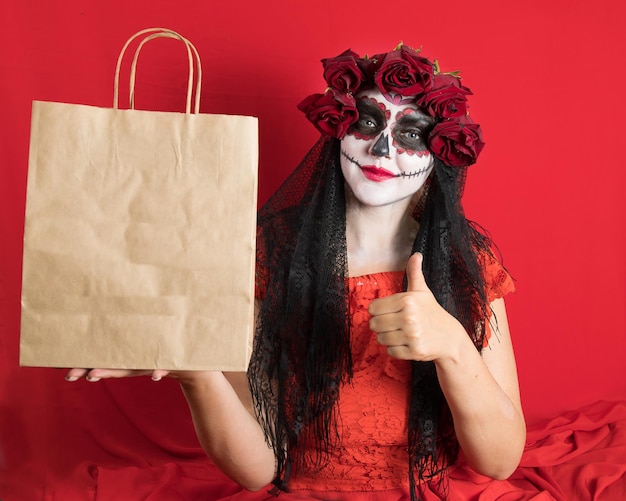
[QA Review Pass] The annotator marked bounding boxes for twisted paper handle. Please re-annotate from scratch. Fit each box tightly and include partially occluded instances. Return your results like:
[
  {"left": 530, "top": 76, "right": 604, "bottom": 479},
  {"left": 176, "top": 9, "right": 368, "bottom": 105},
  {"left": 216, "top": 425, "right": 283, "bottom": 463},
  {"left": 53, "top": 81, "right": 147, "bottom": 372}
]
[{"left": 114, "top": 27, "right": 202, "bottom": 114}]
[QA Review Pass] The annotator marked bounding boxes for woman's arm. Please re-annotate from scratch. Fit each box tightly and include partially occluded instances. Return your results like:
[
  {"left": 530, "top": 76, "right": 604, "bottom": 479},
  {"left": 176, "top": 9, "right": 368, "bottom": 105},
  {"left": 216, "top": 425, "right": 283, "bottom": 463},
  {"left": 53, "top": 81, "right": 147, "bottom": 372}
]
[
  {"left": 176, "top": 298, "right": 276, "bottom": 490},
  {"left": 65, "top": 303, "right": 276, "bottom": 491},
  {"left": 433, "top": 297, "right": 525, "bottom": 479},
  {"left": 369, "top": 253, "right": 526, "bottom": 479},
  {"left": 177, "top": 370, "right": 276, "bottom": 490}
]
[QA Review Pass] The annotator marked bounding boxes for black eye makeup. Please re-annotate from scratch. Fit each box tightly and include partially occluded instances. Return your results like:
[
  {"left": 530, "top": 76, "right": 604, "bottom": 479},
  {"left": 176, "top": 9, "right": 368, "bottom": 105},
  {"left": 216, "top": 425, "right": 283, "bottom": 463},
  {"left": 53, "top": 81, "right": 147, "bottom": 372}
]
[
  {"left": 347, "top": 99, "right": 387, "bottom": 139},
  {"left": 391, "top": 111, "right": 435, "bottom": 152}
]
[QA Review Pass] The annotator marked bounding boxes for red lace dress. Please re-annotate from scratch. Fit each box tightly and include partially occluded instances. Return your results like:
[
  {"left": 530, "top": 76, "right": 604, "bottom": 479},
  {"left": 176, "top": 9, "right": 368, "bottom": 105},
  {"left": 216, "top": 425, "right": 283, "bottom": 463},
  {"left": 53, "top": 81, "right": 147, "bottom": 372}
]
[{"left": 256, "top": 257, "right": 514, "bottom": 500}]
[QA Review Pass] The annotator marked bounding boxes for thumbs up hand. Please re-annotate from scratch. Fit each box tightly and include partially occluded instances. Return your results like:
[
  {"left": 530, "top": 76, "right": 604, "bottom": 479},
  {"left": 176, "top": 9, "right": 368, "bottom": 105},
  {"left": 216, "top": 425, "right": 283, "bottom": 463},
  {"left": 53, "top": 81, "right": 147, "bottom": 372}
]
[{"left": 368, "top": 253, "right": 468, "bottom": 362}]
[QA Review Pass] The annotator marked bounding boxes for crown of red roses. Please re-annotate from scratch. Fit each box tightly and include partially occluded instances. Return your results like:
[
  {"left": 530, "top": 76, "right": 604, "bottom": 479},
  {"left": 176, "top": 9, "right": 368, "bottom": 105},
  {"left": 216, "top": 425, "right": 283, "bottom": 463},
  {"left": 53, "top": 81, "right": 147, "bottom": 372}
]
[{"left": 297, "top": 44, "right": 485, "bottom": 168}]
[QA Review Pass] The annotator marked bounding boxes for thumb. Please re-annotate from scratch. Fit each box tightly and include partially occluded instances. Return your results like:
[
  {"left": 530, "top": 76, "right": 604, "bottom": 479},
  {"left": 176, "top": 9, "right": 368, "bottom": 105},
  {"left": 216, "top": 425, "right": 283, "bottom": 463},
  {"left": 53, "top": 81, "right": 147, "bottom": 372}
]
[{"left": 406, "top": 252, "right": 429, "bottom": 292}]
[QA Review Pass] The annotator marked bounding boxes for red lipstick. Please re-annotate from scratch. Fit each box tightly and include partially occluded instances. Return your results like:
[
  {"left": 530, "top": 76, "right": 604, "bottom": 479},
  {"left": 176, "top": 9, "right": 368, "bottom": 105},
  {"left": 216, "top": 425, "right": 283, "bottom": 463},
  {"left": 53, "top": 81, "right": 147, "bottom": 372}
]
[{"left": 360, "top": 166, "right": 396, "bottom": 182}]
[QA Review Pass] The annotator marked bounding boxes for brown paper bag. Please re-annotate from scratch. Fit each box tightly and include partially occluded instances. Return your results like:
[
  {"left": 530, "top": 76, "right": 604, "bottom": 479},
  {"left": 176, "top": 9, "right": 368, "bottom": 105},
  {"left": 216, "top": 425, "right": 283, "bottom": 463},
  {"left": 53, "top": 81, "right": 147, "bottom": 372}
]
[{"left": 20, "top": 28, "right": 258, "bottom": 371}]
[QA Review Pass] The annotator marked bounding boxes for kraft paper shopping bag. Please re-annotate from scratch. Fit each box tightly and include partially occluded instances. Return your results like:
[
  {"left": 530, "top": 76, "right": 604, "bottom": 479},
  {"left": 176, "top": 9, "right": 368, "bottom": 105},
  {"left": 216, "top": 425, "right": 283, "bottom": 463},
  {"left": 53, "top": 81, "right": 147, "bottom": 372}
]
[{"left": 20, "top": 28, "right": 258, "bottom": 371}]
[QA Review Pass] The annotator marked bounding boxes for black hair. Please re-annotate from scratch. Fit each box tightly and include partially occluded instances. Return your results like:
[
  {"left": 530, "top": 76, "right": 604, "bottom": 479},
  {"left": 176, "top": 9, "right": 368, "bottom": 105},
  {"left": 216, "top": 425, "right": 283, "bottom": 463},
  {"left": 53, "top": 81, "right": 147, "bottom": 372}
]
[{"left": 249, "top": 136, "right": 493, "bottom": 500}]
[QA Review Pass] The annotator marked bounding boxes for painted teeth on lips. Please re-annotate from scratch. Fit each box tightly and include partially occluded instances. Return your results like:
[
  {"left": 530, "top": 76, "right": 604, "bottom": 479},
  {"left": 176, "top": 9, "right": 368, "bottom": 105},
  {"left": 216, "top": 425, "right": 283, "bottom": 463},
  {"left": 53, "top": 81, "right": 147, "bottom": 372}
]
[{"left": 360, "top": 165, "right": 396, "bottom": 182}]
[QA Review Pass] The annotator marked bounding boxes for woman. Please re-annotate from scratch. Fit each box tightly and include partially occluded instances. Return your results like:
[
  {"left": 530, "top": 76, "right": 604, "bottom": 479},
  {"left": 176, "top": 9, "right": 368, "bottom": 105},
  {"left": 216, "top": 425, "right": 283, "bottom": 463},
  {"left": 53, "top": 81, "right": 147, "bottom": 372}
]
[{"left": 67, "top": 44, "right": 526, "bottom": 500}]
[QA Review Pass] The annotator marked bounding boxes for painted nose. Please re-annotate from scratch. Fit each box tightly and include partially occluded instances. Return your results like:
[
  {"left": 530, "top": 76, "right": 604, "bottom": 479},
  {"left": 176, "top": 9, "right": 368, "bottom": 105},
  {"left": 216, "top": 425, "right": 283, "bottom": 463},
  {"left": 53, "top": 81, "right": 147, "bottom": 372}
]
[{"left": 370, "top": 133, "right": 390, "bottom": 157}]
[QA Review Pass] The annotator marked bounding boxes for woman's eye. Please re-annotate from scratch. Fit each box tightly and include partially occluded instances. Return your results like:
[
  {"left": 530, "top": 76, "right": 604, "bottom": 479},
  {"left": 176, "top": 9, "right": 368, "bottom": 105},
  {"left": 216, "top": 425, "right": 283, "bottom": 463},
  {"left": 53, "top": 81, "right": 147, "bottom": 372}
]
[
  {"left": 348, "top": 116, "right": 382, "bottom": 138},
  {"left": 396, "top": 129, "right": 422, "bottom": 144},
  {"left": 360, "top": 118, "right": 377, "bottom": 129},
  {"left": 392, "top": 127, "right": 428, "bottom": 150}
]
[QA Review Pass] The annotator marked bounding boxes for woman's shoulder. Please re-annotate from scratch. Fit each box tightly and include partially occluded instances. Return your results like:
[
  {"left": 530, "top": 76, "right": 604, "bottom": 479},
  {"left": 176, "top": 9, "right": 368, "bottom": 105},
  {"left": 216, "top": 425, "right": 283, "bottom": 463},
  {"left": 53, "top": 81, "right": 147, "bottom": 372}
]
[{"left": 477, "top": 249, "right": 515, "bottom": 302}]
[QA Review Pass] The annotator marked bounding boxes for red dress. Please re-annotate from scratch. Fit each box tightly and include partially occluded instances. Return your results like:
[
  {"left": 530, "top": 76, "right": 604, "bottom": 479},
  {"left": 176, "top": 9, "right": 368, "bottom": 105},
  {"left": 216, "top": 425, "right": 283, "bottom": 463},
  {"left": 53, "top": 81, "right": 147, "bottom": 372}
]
[{"left": 251, "top": 255, "right": 514, "bottom": 500}]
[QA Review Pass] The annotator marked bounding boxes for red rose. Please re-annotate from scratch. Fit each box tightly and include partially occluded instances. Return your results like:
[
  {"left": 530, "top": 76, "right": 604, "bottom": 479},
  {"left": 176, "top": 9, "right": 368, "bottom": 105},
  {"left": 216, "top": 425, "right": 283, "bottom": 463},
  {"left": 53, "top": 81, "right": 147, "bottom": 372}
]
[
  {"left": 322, "top": 49, "right": 366, "bottom": 93},
  {"left": 428, "top": 116, "right": 485, "bottom": 167},
  {"left": 297, "top": 89, "right": 358, "bottom": 138},
  {"left": 374, "top": 46, "right": 434, "bottom": 96},
  {"left": 357, "top": 53, "right": 384, "bottom": 81},
  {"left": 417, "top": 73, "right": 472, "bottom": 119}
]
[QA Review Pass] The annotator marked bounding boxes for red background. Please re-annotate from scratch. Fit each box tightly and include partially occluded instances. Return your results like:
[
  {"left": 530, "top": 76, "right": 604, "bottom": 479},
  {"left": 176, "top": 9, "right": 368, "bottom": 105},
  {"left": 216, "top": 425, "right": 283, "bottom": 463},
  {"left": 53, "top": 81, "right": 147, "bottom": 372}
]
[{"left": 1, "top": 0, "right": 625, "bottom": 498}]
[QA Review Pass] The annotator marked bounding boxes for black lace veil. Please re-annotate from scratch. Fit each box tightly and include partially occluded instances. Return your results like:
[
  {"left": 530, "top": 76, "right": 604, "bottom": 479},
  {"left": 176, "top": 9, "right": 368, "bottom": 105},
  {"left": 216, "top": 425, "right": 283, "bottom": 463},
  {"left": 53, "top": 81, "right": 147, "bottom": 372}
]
[{"left": 248, "top": 134, "right": 492, "bottom": 500}]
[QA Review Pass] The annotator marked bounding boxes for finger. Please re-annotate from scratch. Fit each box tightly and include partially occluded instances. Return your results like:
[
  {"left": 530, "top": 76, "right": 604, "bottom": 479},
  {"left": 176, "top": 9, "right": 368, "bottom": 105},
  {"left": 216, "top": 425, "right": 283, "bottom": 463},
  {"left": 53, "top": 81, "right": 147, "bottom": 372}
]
[
  {"left": 65, "top": 368, "right": 105, "bottom": 383},
  {"left": 385, "top": 345, "right": 413, "bottom": 360},
  {"left": 369, "top": 311, "right": 405, "bottom": 334},
  {"left": 65, "top": 368, "right": 89, "bottom": 382},
  {"left": 151, "top": 369, "right": 170, "bottom": 381},
  {"left": 406, "top": 252, "right": 429, "bottom": 292},
  {"left": 369, "top": 296, "right": 394, "bottom": 316},
  {"left": 375, "top": 330, "right": 405, "bottom": 347}
]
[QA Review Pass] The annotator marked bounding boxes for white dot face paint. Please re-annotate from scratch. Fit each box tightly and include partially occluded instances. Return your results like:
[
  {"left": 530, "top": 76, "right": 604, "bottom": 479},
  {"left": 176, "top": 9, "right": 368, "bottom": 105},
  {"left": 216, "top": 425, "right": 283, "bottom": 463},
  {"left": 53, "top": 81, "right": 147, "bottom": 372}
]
[{"left": 340, "top": 89, "right": 435, "bottom": 208}]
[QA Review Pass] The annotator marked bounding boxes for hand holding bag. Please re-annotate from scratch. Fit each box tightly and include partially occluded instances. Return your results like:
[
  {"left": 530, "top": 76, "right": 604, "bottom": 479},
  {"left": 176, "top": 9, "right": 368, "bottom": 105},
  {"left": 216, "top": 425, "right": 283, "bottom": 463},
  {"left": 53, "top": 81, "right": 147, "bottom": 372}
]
[{"left": 20, "top": 28, "right": 258, "bottom": 371}]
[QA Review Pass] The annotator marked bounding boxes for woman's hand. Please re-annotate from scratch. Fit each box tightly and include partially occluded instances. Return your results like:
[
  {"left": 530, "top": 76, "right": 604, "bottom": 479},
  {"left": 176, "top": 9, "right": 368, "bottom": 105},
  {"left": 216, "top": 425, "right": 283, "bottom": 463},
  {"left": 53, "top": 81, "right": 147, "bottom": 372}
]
[
  {"left": 368, "top": 252, "right": 471, "bottom": 363},
  {"left": 65, "top": 368, "right": 171, "bottom": 382}
]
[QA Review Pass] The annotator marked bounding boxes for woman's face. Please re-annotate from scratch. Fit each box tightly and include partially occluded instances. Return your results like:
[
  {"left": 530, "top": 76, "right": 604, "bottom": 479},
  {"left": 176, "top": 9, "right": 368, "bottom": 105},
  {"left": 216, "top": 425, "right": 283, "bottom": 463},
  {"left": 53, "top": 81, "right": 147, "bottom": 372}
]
[{"left": 340, "top": 89, "right": 435, "bottom": 208}]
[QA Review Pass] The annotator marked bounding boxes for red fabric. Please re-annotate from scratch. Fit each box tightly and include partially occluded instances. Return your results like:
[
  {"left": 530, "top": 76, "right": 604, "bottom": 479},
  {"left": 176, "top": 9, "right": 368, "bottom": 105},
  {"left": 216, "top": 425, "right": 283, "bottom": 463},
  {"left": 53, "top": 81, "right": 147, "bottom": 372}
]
[
  {"left": 100, "top": 400, "right": 626, "bottom": 501},
  {"left": 4, "top": 399, "right": 618, "bottom": 500}
]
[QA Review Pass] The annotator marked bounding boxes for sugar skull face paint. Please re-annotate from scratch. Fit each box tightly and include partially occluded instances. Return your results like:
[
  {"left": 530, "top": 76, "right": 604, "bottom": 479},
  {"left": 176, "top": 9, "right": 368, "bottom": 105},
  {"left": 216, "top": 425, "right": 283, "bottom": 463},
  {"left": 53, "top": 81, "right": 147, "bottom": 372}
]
[{"left": 340, "top": 89, "right": 435, "bottom": 208}]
